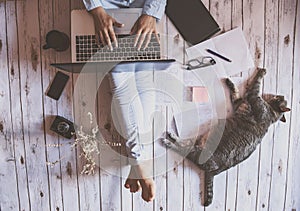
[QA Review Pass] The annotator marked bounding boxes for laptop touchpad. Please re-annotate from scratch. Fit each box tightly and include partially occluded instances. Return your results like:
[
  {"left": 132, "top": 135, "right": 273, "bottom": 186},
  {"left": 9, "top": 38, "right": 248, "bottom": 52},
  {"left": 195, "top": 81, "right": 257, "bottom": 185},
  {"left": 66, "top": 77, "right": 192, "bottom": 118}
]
[{"left": 112, "top": 12, "right": 141, "bottom": 35}]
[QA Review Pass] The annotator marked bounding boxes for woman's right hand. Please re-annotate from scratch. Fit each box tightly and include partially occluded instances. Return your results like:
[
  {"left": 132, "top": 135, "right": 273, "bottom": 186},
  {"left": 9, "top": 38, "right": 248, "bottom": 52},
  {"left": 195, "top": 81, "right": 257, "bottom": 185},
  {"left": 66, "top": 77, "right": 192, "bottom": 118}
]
[{"left": 90, "top": 7, "right": 124, "bottom": 50}]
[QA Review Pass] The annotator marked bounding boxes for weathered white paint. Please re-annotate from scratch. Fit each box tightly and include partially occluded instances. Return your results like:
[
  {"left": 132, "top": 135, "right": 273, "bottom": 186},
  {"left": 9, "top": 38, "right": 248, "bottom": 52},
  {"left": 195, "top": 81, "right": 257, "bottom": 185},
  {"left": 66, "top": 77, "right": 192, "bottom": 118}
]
[
  {"left": 0, "top": 0, "right": 299, "bottom": 211},
  {"left": 0, "top": 2, "right": 19, "bottom": 211},
  {"left": 15, "top": 0, "right": 51, "bottom": 210},
  {"left": 165, "top": 19, "right": 185, "bottom": 211},
  {"left": 269, "top": 1, "right": 297, "bottom": 211},
  {"left": 284, "top": 2, "right": 300, "bottom": 210}
]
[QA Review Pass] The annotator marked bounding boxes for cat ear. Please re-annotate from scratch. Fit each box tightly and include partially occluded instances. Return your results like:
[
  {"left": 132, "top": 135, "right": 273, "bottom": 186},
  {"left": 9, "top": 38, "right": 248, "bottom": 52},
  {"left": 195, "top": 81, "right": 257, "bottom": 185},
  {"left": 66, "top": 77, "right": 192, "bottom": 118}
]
[{"left": 280, "top": 115, "right": 286, "bottom": 122}]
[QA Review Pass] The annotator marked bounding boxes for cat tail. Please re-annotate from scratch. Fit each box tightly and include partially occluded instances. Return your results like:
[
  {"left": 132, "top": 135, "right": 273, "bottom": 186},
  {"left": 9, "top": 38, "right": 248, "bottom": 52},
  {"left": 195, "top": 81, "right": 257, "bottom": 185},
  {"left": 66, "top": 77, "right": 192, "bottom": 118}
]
[{"left": 202, "top": 172, "right": 214, "bottom": 206}]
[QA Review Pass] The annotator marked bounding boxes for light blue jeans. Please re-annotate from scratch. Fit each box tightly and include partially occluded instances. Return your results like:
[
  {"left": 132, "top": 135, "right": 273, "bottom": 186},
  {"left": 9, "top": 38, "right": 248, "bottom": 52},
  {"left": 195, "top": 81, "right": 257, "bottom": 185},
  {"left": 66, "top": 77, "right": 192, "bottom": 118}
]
[
  {"left": 100, "top": 0, "right": 156, "bottom": 164},
  {"left": 109, "top": 62, "right": 155, "bottom": 164}
]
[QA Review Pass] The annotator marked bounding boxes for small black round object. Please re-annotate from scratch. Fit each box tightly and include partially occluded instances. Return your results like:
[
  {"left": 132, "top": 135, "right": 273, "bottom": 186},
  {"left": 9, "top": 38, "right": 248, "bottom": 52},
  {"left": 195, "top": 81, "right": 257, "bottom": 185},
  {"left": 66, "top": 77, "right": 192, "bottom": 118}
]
[
  {"left": 43, "top": 30, "right": 70, "bottom": 52},
  {"left": 57, "top": 121, "right": 70, "bottom": 133}
]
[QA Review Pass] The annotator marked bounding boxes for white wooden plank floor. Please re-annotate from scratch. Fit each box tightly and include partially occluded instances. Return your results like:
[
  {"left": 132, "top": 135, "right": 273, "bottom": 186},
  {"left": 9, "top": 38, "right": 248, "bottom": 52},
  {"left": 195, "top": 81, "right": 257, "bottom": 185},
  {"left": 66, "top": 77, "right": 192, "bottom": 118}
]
[{"left": 0, "top": 0, "right": 299, "bottom": 211}]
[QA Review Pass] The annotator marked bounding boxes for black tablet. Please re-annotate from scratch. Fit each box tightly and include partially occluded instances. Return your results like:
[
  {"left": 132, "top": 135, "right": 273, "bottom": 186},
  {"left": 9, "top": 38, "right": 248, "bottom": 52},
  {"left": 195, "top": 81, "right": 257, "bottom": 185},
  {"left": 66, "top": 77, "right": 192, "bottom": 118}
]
[{"left": 166, "top": 0, "right": 220, "bottom": 45}]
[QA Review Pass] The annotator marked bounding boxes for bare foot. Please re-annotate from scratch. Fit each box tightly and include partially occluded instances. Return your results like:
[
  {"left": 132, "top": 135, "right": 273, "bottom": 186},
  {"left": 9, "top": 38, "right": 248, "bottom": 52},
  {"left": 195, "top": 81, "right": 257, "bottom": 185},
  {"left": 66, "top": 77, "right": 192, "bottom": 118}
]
[
  {"left": 133, "top": 163, "right": 156, "bottom": 202},
  {"left": 138, "top": 177, "right": 155, "bottom": 202},
  {"left": 124, "top": 167, "right": 141, "bottom": 193},
  {"left": 125, "top": 178, "right": 141, "bottom": 193},
  {"left": 124, "top": 163, "right": 156, "bottom": 202}
]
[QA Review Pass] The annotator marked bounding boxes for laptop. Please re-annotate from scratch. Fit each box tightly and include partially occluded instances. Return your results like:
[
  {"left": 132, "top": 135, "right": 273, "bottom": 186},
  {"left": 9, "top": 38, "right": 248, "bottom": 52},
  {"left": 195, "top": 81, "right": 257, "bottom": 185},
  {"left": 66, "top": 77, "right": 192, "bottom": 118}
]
[{"left": 51, "top": 8, "right": 175, "bottom": 73}]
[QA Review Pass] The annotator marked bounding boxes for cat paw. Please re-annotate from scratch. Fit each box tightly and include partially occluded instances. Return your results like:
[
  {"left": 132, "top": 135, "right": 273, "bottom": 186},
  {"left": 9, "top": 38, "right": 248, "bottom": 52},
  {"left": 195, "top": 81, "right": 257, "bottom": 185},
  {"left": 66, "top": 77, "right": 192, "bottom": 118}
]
[
  {"left": 160, "top": 138, "right": 172, "bottom": 148},
  {"left": 257, "top": 68, "right": 267, "bottom": 76},
  {"left": 160, "top": 132, "right": 180, "bottom": 148},
  {"left": 166, "top": 132, "right": 179, "bottom": 142}
]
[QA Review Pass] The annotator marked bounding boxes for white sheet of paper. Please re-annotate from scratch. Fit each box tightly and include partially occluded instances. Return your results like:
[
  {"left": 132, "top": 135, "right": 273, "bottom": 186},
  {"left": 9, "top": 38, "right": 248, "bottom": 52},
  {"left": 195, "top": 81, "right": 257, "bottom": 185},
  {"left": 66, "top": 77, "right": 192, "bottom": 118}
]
[
  {"left": 174, "top": 28, "right": 253, "bottom": 138},
  {"left": 172, "top": 102, "right": 214, "bottom": 139},
  {"left": 186, "top": 27, "right": 254, "bottom": 77}
]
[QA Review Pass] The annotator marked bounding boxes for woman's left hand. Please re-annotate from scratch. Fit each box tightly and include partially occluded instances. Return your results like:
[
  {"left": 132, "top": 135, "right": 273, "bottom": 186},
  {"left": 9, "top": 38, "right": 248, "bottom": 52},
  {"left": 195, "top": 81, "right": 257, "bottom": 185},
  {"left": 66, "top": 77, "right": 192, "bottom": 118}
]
[{"left": 130, "top": 14, "right": 160, "bottom": 50}]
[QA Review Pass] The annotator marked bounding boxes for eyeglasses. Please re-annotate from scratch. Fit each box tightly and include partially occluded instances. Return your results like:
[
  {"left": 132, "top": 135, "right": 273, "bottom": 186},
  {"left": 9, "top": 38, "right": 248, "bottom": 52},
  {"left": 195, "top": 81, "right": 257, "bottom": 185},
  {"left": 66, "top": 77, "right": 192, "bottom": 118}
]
[{"left": 186, "top": 56, "right": 216, "bottom": 70}]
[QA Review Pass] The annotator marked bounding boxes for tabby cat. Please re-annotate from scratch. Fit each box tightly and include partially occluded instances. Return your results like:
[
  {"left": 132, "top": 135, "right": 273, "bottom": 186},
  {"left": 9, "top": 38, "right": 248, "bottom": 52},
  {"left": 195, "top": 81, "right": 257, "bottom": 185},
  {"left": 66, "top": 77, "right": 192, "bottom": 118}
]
[{"left": 162, "top": 68, "right": 290, "bottom": 206}]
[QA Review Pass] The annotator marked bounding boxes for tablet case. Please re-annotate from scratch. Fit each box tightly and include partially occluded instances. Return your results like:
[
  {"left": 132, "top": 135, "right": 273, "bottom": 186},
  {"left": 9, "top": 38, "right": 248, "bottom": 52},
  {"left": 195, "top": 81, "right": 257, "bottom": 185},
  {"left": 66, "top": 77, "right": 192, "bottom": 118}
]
[{"left": 166, "top": 0, "right": 220, "bottom": 45}]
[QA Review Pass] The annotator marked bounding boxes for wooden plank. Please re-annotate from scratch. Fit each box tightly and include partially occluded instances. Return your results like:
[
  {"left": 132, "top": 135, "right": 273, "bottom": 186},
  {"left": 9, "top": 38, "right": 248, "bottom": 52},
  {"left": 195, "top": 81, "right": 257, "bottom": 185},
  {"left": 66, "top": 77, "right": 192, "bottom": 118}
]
[
  {"left": 164, "top": 16, "right": 184, "bottom": 211},
  {"left": 63, "top": 2, "right": 88, "bottom": 211},
  {"left": 224, "top": 1, "right": 243, "bottom": 209},
  {"left": 224, "top": 167, "right": 238, "bottom": 211},
  {"left": 5, "top": 0, "right": 32, "bottom": 210},
  {"left": 255, "top": 0, "right": 279, "bottom": 210},
  {"left": 16, "top": 0, "right": 51, "bottom": 209},
  {"left": 153, "top": 105, "right": 167, "bottom": 211},
  {"left": 183, "top": 162, "right": 203, "bottom": 211},
  {"left": 52, "top": 0, "right": 81, "bottom": 210},
  {"left": 284, "top": 1, "right": 300, "bottom": 209},
  {"left": 205, "top": 1, "right": 231, "bottom": 210},
  {"left": 165, "top": 106, "right": 185, "bottom": 211},
  {"left": 268, "top": 1, "right": 297, "bottom": 210},
  {"left": 182, "top": 48, "right": 204, "bottom": 211},
  {"left": 38, "top": 0, "right": 65, "bottom": 210},
  {"left": 0, "top": 1, "right": 20, "bottom": 210},
  {"left": 121, "top": 166, "right": 132, "bottom": 211},
  {"left": 153, "top": 14, "right": 168, "bottom": 211},
  {"left": 69, "top": 1, "right": 102, "bottom": 210},
  {"left": 231, "top": 0, "right": 243, "bottom": 29},
  {"left": 234, "top": 0, "right": 265, "bottom": 211},
  {"left": 243, "top": 0, "right": 265, "bottom": 68},
  {"left": 97, "top": 73, "right": 122, "bottom": 211},
  {"left": 210, "top": 0, "right": 232, "bottom": 33},
  {"left": 100, "top": 172, "right": 122, "bottom": 211},
  {"left": 73, "top": 71, "right": 101, "bottom": 210}
]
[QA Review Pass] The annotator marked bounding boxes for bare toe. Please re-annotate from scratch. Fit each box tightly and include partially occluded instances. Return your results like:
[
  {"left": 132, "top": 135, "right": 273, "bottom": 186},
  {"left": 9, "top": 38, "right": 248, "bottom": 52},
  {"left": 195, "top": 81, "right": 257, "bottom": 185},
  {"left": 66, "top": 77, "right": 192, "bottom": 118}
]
[
  {"left": 125, "top": 178, "right": 141, "bottom": 193},
  {"left": 130, "top": 180, "right": 141, "bottom": 193},
  {"left": 124, "top": 178, "right": 131, "bottom": 189}
]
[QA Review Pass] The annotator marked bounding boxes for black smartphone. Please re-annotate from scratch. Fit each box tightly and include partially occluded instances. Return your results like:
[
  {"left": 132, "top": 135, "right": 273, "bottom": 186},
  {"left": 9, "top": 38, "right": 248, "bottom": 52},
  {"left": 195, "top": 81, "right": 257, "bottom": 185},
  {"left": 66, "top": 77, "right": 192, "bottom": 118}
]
[{"left": 46, "top": 71, "right": 70, "bottom": 100}]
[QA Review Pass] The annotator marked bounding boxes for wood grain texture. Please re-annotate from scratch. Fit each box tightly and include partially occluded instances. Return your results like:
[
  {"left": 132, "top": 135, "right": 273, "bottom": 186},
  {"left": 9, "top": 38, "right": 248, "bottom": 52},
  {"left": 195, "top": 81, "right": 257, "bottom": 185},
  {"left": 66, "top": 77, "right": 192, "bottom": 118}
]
[
  {"left": 284, "top": 1, "right": 300, "bottom": 210},
  {"left": 4, "top": 1, "right": 31, "bottom": 210},
  {"left": 234, "top": 1, "right": 265, "bottom": 211},
  {"left": 153, "top": 14, "right": 168, "bottom": 211},
  {"left": 268, "top": 1, "right": 297, "bottom": 211},
  {"left": 0, "top": 0, "right": 299, "bottom": 210},
  {"left": 224, "top": 1, "right": 243, "bottom": 210},
  {"left": 0, "top": 2, "right": 19, "bottom": 211},
  {"left": 165, "top": 18, "right": 185, "bottom": 211},
  {"left": 206, "top": 1, "right": 231, "bottom": 210},
  {"left": 38, "top": 0, "right": 64, "bottom": 211},
  {"left": 15, "top": 0, "right": 51, "bottom": 210}
]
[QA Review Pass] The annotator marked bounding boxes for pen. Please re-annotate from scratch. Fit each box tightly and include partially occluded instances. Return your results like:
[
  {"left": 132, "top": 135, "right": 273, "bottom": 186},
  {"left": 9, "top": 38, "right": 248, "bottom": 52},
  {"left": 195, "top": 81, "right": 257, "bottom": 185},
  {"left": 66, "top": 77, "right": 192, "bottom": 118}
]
[{"left": 206, "top": 49, "right": 232, "bottom": 62}]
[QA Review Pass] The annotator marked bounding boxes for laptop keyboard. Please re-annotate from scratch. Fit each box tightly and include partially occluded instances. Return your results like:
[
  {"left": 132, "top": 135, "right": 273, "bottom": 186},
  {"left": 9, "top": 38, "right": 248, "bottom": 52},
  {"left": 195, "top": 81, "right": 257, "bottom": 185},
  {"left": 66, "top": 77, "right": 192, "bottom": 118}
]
[{"left": 75, "top": 34, "right": 161, "bottom": 62}]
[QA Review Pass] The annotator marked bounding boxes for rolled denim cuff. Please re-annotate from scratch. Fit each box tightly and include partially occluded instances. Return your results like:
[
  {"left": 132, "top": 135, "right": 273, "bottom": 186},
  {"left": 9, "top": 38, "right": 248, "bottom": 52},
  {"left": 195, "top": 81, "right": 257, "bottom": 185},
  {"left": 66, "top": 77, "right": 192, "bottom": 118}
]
[{"left": 127, "top": 148, "right": 152, "bottom": 165}]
